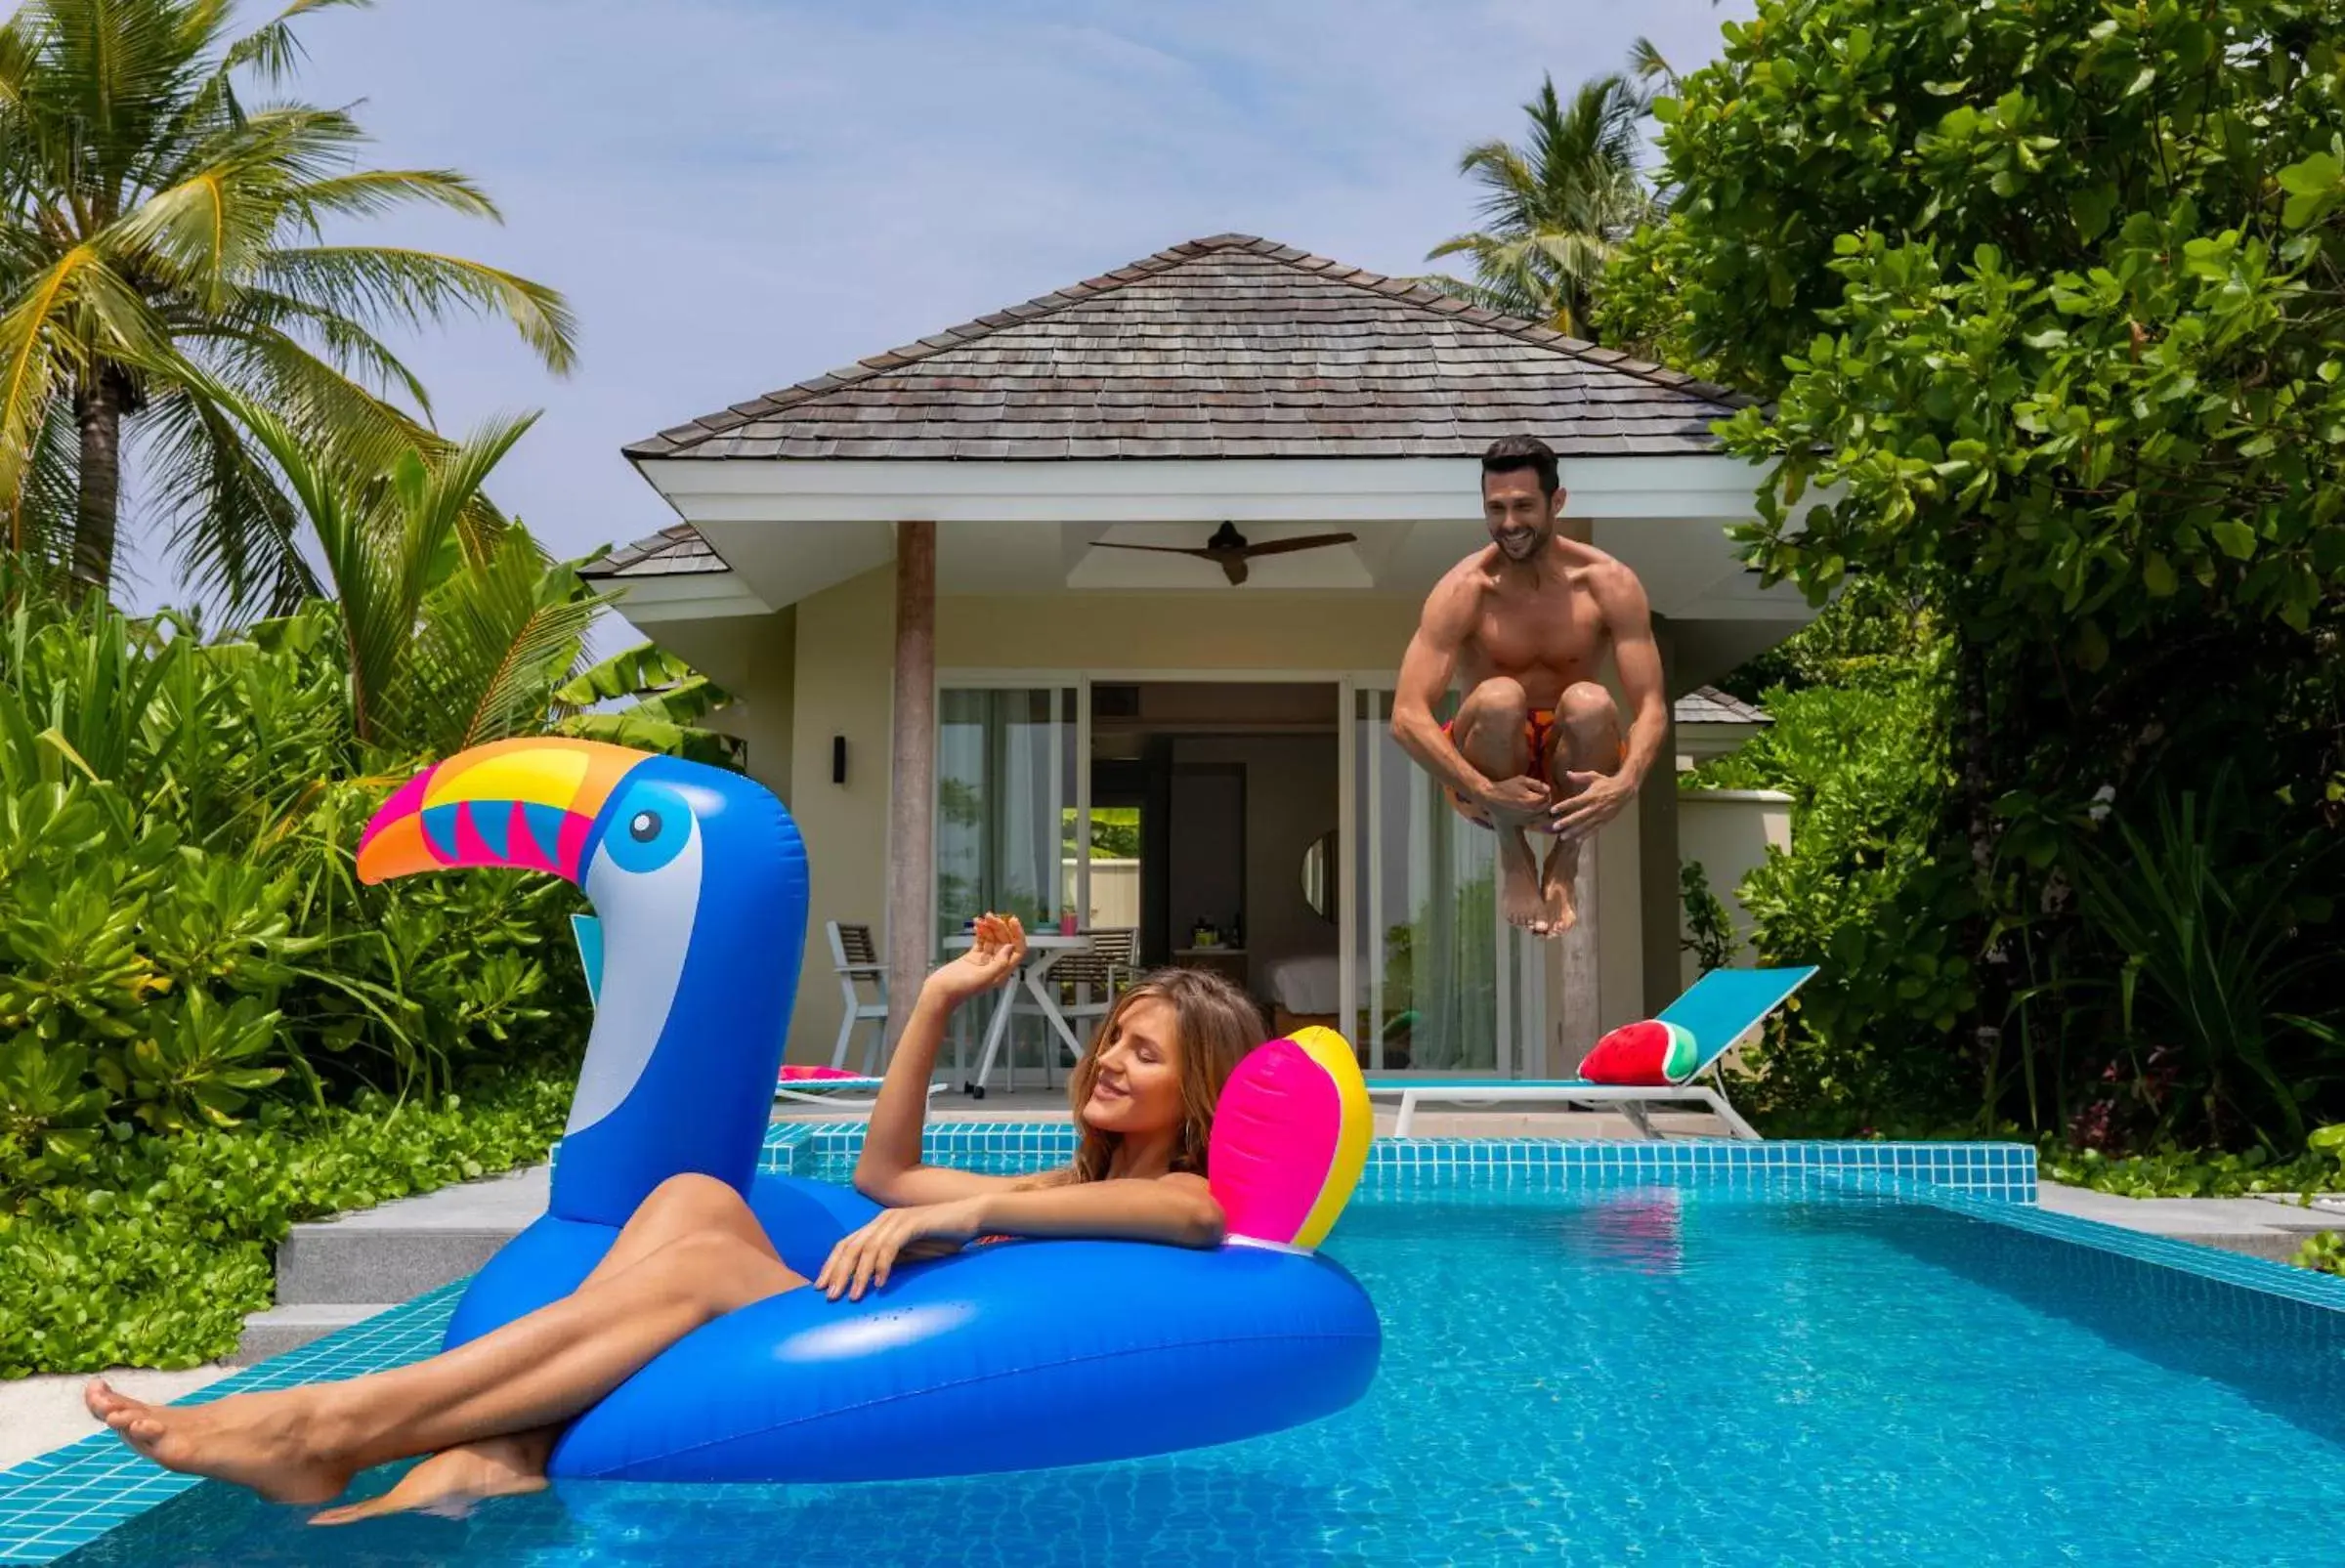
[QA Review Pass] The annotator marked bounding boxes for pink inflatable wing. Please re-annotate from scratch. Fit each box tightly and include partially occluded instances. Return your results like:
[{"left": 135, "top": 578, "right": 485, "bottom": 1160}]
[
  {"left": 1207, "top": 1028, "right": 1373, "bottom": 1252},
  {"left": 777, "top": 1065, "right": 864, "bottom": 1081}
]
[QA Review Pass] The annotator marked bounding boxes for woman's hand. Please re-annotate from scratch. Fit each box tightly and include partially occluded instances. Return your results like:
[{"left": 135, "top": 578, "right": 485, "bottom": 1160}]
[
  {"left": 921, "top": 912, "right": 1028, "bottom": 1008},
  {"left": 816, "top": 1197, "right": 990, "bottom": 1301}
]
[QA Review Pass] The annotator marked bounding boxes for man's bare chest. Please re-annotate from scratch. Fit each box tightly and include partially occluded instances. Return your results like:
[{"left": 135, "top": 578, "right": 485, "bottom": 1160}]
[{"left": 1466, "top": 581, "right": 1610, "bottom": 683}]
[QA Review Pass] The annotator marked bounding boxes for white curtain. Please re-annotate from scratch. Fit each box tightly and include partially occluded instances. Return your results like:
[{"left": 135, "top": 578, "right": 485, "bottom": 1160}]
[{"left": 1355, "top": 689, "right": 1499, "bottom": 1071}]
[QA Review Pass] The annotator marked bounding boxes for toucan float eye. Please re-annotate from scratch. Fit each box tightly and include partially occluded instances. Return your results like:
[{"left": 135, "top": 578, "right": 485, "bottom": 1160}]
[{"left": 603, "top": 783, "right": 693, "bottom": 873}]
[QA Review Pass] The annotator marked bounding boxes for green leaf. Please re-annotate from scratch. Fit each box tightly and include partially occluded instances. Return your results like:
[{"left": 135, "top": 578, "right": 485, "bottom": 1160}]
[
  {"left": 2141, "top": 551, "right": 2178, "bottom": 598},
  {"left": 2069, "top": 181, "right": 2118, "bottom": 241},
  {"left": 2209, "top": 520, "right": 2258, "bottom": 561},
  {"left": 2278, "top": 151, "right": 2343, "bottom": 227}
]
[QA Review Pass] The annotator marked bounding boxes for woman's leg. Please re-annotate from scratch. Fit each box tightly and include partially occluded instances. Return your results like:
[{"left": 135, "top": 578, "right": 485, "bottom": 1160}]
[
  {"left": 87, "top": 1195, "right": 801, "bottom": 1504},
  {"left": 309, "top": 1175, "right": 780, "bottom": 1523}
]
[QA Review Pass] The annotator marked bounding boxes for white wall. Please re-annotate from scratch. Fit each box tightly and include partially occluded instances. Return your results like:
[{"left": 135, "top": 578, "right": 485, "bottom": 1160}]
[{"left": 1678, "top": 788, "right": 1794, "bottom": 988}]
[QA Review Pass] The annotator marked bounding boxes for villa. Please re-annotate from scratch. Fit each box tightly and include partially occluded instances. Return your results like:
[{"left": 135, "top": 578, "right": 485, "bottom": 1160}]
[{"left": 585, "top": 234, "right": 1813, "bottom": 1079}]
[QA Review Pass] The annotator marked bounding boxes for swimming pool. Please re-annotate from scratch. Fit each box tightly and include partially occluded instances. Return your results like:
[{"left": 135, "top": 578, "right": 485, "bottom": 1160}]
[{"left": 9, "top": 1134, "right": 2344, "bottom": 1566}]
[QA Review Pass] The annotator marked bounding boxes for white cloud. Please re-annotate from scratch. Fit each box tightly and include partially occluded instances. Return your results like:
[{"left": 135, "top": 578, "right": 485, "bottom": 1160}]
[{"left": 119, "top": 0, "right": 1749, "bottom": 632}]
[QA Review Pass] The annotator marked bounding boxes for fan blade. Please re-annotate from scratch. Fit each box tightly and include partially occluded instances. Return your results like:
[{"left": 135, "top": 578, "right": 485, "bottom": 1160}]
[
  {"left": 1236, "top": 532, "right": 1360, "bottom": 559},
  {"left": 1090, "top": 543, "right": 1220, "bottom": 559},
  {"left": 1222, "top": 555, "right": 1249, "bottom": 586}
]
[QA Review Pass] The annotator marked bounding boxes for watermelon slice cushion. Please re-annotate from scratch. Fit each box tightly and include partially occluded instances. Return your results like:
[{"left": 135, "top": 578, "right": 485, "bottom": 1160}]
[{"left": 1577, "top": 1019, "right": 1702, "bottom": 1085}]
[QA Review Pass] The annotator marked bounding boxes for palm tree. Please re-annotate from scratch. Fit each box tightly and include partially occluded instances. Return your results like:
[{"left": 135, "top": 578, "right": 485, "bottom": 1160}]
[
  {"left": 195, "top": 365, "right": 729, "bottom": 766},
  {"left": 1424, "top": 74, "right": 1658, "bottom": 338},
  {"left": 0, "top": 0, "right": 576, "bottom": 606}
]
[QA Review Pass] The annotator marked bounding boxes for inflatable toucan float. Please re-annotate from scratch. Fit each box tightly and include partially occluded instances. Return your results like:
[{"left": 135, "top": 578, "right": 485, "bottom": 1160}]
[{"left": 358, "top": 739, "right": 1381, "bottom": 1482}]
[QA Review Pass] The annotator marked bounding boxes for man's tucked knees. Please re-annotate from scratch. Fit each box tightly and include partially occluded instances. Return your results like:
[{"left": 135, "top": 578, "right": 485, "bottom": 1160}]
[
  {"left": 1460, "top": 676, "right": 1531, "bottom": 723},
  {"left": 1556, "top": 681, "right": 1614, "bottom": 727}
]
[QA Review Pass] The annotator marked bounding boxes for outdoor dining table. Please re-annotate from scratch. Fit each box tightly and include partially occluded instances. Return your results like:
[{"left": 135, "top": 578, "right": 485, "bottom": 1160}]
[{"left": 939, "top": 930, "right": 1090, "bottom": 1097}]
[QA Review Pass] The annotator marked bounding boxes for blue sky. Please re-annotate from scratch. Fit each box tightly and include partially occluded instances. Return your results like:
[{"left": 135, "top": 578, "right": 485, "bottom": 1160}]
[{"left": 120, "top": 0, "right": 1750, "bottom": 630}]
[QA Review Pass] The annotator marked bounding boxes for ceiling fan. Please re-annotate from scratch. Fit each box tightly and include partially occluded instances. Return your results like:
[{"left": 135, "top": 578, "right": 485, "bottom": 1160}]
[{"left": 1090, "top": 522, "right": 1359, "bottom": 586}]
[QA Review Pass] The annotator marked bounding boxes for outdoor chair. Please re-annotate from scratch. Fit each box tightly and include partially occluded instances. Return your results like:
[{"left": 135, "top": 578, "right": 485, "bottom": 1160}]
[
  {"left": 1041, "top": 927, "right": 1137, "bottom": 1086},
  {"left": 827, "top": 920, "right": 891, "bottom": 1074},
  {"left": 1364, "top": 965, "right": 1818, "bottom": 1139}
]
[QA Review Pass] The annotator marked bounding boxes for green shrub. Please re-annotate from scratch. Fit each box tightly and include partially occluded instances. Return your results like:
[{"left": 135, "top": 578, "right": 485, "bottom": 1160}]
[
  {"left": 0, "top": 1063, "right": 574, "bottom": 1374},
  {"left": 2292, "top": 1233, "right": 2345, "bottom": 1277},
  {"left": 1690, "top": 596, "right": 1967, "bottom": 1132},
  {"left": 0, "top": 571, "right": 593, "bottom": 1172}
]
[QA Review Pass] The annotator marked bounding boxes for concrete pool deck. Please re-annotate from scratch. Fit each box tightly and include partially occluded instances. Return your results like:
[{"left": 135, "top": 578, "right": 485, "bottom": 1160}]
[{"left": 7, "top": 1110, "right": 2341, "bottom": 1474}]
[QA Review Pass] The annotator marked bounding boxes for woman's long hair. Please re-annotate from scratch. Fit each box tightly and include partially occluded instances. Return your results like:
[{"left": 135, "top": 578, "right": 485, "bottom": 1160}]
[{"left": 1062, "top": 966, "right": 1259, "bottom": 1184}]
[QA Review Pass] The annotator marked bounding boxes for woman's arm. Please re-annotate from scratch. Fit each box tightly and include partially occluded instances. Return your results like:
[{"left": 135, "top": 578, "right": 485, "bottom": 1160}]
[
  {"left": 973, "top": 1173, "right": 1223, "bottom": 1247},
  {"left": 854, "top": 913, "right": 1045, "bottom": 1208},
  {"left": 817, "top": 1174, "right": 1224, "bottom": 1301}
]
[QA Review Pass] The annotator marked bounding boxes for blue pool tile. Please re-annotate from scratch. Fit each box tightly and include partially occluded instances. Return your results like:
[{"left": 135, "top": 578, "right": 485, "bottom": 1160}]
[
  {"left": 0, "top": 1134, "right": 2075, "bottom": 1564},
  {"left": 0, "top": 1284, "right": 464, "bottom": 1564}
]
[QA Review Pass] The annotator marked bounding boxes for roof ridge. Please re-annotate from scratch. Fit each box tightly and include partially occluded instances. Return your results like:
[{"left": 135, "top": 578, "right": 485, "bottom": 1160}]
[{"left": 626, "top": 234, "right": 1746, "bottom": 458}]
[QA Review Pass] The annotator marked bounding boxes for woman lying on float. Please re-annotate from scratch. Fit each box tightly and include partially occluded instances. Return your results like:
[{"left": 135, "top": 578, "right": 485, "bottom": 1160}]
[{"left": 84, "top": 916, "right": 1369, "bottom": 1520}]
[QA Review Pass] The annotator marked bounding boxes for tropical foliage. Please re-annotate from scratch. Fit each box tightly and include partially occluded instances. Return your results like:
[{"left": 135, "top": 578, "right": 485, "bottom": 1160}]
[
  {"left": 1, "top": 1064, "right": 574, "bottom": 1373},
  {"left": 0, "top": 505, "right": 726, "bottom": 1375},
  {"left": 0, "top": 0, "right": 575, "bottom": 604},
  {"left": 0, "top": 559, "right": 593, "bottom": 1174},
  {"left": 1689, "top": 587, "right": 1967, "bottom": 1131},
  {"left": 1424, "top": 73, "right": 1658, "bottom": 337},
  {"left": 1613, "top": 0, "right": 2345, "bottom": 1151}
]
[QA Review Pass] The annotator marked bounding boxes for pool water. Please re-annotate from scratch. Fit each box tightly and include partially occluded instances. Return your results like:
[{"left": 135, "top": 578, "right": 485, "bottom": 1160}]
[{"left": 58, "top": 1185, "right": 2345, "bottom": 1567}]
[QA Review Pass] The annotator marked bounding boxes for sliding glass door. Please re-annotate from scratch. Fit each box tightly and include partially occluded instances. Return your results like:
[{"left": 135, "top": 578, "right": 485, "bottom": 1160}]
[
  {"left": 1347, "top": 687, "right": 1510, "bottom": 1074},
  {"left": 934, "top": 686, "right": 1080, "bottom": 947}
]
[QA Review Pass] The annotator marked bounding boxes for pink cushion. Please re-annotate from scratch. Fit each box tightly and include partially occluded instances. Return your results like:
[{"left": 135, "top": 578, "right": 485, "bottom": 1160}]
[
  {"left": 778, "top": 1065, "right": 863, "bottom": 1081},
  {"left": 1577, "top": 1019, "right": 1701, "bottom": 1085}
]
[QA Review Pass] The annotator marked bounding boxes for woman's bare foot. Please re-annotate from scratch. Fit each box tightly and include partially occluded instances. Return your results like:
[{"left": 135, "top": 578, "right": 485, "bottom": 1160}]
[
  {"left": 1498, "top": 829, "right": 1554, "bottom": 934},
  {"left": 1540, "top": 839, "right": 1580, "bottom": 936},
  {"left": 312, "top": 1431, "right": 553, "bottom": 1526},
  {"left": 83, "top": 1378, "right": 353, "bottom": 1505}
]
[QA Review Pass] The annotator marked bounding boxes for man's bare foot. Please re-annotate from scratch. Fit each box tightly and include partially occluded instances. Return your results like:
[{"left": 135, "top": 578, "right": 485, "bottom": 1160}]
[
  {"left": 1499, "top": 829, "right": 1555, "bottom": 935},
  {"left": 312, "top": 1433, "right": 552, "bottom": 1526},
  {"left": 83, "top": 1378, "right": 353, "bottom": 1505},
  {"left": 1539, "top": 839, "right": 1580, "bottom": 937}
]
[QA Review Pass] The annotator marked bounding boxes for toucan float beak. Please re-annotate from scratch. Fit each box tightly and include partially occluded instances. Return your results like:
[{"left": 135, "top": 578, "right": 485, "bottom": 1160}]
[{"left": 357, "top": 738, "right": 652, "bottom": 887}]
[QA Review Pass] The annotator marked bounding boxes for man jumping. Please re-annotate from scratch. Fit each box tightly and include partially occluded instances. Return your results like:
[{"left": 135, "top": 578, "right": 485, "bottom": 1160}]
[{"left": 1391, "top": 435, "right": 1667, "bottom": 937}]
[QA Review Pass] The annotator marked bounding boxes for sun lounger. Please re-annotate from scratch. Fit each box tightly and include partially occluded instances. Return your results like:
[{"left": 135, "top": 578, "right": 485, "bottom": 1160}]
[
  {"left": 772, "top": 1072, "right": 945, "bottom": 1109},
  {"left": 1364, "top": 965, "right": 1818, "bottom": 1139}
]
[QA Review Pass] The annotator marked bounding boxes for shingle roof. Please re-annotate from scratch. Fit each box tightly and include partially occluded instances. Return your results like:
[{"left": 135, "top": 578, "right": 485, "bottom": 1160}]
[
  {"left": 625, "top": 233, "right": 1747, "bottom": 462},
  {"left": 577, "top": 524, "right": 731, "bottom": 580},
  {"left": 1674, "top": 686, "right": 1771, "bottom": 727}
]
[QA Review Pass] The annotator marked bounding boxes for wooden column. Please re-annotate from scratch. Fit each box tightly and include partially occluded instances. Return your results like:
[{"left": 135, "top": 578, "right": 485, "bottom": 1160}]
[
  {"left": 1553, "top": 508, "right": 1604, "bottom": 1071},
  {"left": 1638, "top": 620, "right": 1684, "bottom": 1016},
  {"left": 883, "top": 520, "right": 937, "bottom": 1047},
  {"left": 1557, "top": 841, "right": 1600, "bottom": 1069}
]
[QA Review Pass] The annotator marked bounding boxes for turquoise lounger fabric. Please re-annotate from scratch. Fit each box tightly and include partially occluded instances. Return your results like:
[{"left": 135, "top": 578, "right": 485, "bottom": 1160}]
[{"left": 1364, "top": 965, "right": 1817, "bottom": 1091}]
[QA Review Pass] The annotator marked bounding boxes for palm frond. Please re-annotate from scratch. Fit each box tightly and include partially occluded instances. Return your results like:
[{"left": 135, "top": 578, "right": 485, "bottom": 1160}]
[
  {"left": 1628, "top": 37, "right": 1680, "bottom": 89},
  {"left": 258, "top": 246, "right": 577, "bottom": 372},
  {"left": 221, "top": 0, "right": 372, "bottom": 86},
  {"left": 399, "top": 526, "right": 606, "bottom": 753},
  {"left": 139, "top": 384, "right": 316, "bottom": 619},
  {"left": 287, "top": 169, "right": 500, "bottom": 227}
]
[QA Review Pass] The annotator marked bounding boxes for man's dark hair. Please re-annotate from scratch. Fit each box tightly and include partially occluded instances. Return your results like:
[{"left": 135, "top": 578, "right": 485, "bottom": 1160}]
[{"left": 1480, "top": 435, "right": 1559, "bottom": 499}]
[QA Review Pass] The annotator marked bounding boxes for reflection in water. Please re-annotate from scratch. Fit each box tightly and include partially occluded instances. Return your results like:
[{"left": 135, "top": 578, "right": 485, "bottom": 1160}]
[{"left": 1554, "top": 1188, "right": 1684, "bottom": 1274}]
